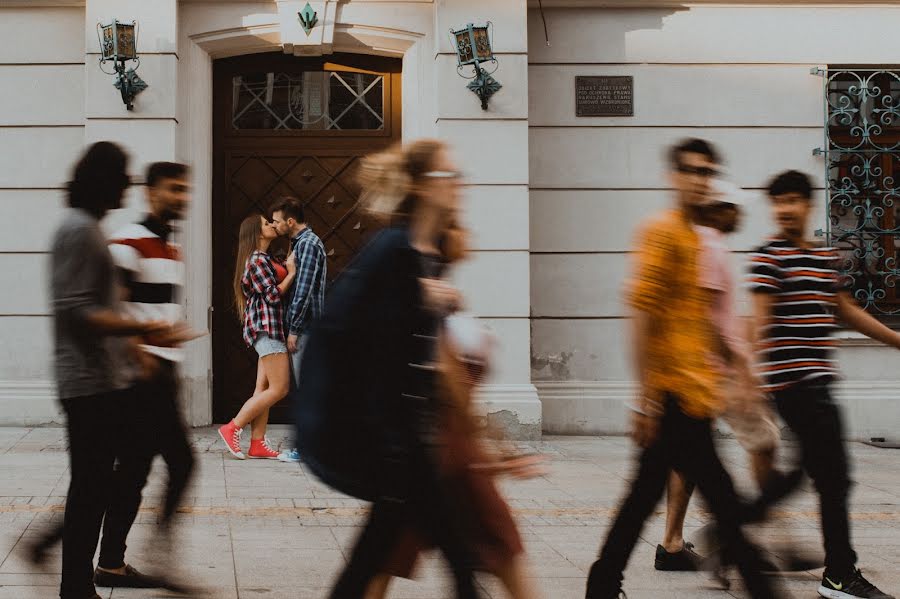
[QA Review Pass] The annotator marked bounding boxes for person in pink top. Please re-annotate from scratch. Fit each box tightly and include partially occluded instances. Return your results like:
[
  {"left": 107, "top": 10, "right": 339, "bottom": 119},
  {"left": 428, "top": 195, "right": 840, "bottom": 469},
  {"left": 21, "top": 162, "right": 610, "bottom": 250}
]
[{"left": 655, "top": 180, "right": 786, "bottom": 573}]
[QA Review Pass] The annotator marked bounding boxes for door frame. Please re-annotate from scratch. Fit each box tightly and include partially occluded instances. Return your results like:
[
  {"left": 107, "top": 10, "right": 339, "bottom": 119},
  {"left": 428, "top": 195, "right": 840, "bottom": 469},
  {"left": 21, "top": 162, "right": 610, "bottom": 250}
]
[
  {"left": 177, "top": 9, "right": 432, "bottom": 426},
  {"left": 210, "top": 52, "right": 403, "bottom": 424}
]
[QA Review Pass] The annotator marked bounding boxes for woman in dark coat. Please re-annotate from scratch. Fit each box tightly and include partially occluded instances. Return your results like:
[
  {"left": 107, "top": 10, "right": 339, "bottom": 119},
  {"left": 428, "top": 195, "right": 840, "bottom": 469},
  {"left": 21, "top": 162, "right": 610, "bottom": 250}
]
[{"left": 295, "top": 139, "right": 479, "bottom": 599}]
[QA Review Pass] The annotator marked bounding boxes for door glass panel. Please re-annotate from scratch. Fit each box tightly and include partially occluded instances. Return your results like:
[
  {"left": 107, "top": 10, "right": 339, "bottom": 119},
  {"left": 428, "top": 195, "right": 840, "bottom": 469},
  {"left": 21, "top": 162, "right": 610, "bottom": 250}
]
[{"left": 232, "top": 71, "right": 385, "bottom": 131}]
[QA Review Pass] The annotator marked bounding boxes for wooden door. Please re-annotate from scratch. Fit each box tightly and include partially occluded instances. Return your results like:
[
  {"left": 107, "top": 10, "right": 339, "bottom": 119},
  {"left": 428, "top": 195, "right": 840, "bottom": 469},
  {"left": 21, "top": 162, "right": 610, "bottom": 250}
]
[{"left": 212, "top": 52, "right": 402, "bottom": 424}]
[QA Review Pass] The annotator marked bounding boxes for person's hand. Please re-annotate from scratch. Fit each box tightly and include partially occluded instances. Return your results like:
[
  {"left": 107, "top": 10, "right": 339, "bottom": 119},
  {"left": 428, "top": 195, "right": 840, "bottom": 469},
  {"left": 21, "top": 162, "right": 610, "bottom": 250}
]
[
  {"left": 141, "top": 319, "right": 171, "bottom": 337},
  {"left": 145, "top": 322, "right": 206, "bottom": 347},
  {"left": 470, "top": 455, "right": 548, "bottom": 479},
  {"left": 501, "top": 454, "right": 548, "bottom": 479},
  {"left": 287, "top": 334, "right": 299, "bottom": 353},
  {"left": 420, "top": 278, "right": 461, "bottom": 315},
  {"left": 135, "top": 350, "right": 161, "bottom": 381},
  {"left": 630, "top": 411, "right": 660, "bottom": 449},
  {"left": 285, "top": 251, "right": 297, "bottom": 276}
]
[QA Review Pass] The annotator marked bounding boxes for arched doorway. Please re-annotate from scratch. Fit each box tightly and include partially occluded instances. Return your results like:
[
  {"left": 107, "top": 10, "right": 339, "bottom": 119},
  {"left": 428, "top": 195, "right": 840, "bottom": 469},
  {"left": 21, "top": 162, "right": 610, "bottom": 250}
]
[{"left": 211, "top": 52, "right": 402, "bottom": 424}]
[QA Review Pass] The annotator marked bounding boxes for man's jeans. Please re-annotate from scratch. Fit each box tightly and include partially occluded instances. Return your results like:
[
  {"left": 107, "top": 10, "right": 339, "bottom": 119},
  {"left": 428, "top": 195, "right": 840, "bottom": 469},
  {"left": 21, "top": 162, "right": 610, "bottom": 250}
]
[
  {"left": 289, "top": 333, "right": 309, "bottom": 390},
  {"left": 60, "top": 391, "right": 124, "bottom": 599},
  {"left": 586, "top": 394, "right": 775, "bottom": 599},
  {"left": 773, "top": 383, "right": 857, "bottom": 575}
]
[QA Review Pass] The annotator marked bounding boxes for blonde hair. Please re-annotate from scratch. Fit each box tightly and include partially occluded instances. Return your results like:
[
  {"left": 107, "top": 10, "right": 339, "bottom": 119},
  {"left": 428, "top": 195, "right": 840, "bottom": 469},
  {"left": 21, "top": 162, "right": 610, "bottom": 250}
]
[{"left": 357, "top": 139, "right": 446, "bottom": 221}]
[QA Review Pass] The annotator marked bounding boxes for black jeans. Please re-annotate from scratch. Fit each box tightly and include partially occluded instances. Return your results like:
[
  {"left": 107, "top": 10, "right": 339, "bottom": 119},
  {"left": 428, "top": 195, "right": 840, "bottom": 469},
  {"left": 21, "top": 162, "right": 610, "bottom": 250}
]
[
  {"left": 98, "top": 361, "right": 195, "bottom": 569},
  {"left": 329, "top": 459, "right": 479, "bottom": 599},
  {"left": 586, "top": 395, "right": 776, "bottom": 599},
  {"left": 773, "top": 383, "right": 856, "bottom": 575},
  {"left": 60, "top": 391, "right": 125, "bottom": 599}
]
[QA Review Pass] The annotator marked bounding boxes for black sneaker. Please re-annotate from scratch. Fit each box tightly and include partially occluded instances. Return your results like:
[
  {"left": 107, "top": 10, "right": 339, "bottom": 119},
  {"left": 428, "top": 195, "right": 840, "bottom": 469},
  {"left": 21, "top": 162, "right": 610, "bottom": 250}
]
[
  {"left": 654, "top": 542, "right": 702, "bottom": 571},
  {"left": 585, "top": 561, "right": 626, "bottom": 599},
  {"left": 818, "top": 568, "right": 895, "bottom": 599}
]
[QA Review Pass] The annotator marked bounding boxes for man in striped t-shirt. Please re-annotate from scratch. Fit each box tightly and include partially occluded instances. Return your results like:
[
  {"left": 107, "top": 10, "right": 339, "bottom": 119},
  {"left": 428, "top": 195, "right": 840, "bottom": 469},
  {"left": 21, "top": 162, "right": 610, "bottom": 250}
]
[
  {"left": 749, "top": 170, "right": 900, "bottom": 599},
  {"left": 95, "top": 162, "right": 198, "bottom": 591}
]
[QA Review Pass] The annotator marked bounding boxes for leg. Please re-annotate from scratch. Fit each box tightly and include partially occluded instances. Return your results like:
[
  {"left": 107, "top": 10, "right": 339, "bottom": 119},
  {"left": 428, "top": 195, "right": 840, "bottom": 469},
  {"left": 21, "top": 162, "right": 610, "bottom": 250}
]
[
  {"left": 750, "top": 447, "right": 776, "bottom": 490},
  {"left": 586, "top": 403, "right": 676, "bottom": 598},
  {"left": 232, "top": 353, "right": 290, "bottom": 435},
  {"left": 776, "top": 387, "right": 856, "bottom": 576},
  {"left": 97, "top": 388, "right": 155, "bottom": 571},
  {"left": 495, "top": 556, "right": 541, "bottom": 599},
  {"left": 153, "top": 362, "right": 195, "bottom": 526},
  {"left": 249, "top": 359, "right": 270, "bottom": 441},
  {"left": 364, "top": 574, "right": 393, "bottom": 599},
  {"left": 59, "top": 394, "right": 119, "bottom": 599},
  {"left": 662, "top": 471, "right": 694, "bottom": 553},
  {"left": 329, "top": 500, "right": 406, "bottom": 599},
  {"left": 672, "top": 412, "right": 775, "bottom": 599},
  {"left": 250, "top": 409, "right": 270, "bottom": 442}
]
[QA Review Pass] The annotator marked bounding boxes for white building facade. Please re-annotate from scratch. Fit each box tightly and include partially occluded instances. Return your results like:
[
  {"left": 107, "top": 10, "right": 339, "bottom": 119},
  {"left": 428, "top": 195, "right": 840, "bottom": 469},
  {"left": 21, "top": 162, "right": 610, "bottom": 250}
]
[{"left": 0, "top": 0, "right": 898, "bottom": 441}]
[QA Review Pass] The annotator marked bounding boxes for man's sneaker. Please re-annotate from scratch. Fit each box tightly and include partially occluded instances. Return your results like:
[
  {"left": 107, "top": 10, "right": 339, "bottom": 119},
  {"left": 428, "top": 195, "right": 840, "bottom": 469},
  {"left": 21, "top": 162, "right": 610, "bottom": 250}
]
[
  {"left": 585, "top": 560, "right": 626, "bottom": 598},
  {"left": 278, "top": 448, "right": 301, "bottom": 463},
  {"left": 655, "top": 542, "right": 702, "bottom": 571},
  {"left": 94, "top": 564, "right": 164, "bottom": 588},
  {"left": 818, "top": 568, "right": 895, "bottom": 599},
  {"left": 247, "top": 437, "right": 281, "bottom": 459},
  {"left": 218, "top": 421, "right": 244, "bottom": 459}
]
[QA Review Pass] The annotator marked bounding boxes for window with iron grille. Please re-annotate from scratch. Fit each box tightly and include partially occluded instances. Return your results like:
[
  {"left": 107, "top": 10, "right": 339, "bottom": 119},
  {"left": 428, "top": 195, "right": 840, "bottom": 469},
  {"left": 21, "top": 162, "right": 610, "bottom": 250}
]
[{"left": 820, "top": 67, "right": 900, "bottom": 322}]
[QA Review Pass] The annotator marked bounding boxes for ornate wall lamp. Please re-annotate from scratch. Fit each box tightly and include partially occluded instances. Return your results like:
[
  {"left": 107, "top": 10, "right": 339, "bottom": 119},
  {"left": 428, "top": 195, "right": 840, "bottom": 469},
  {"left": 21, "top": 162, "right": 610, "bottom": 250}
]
[
  {"left": 97, "top": 19, "right": 148, "bottom": 111},
  {"left": 450, "top": 22, "right": 501, "bottom": 110}
]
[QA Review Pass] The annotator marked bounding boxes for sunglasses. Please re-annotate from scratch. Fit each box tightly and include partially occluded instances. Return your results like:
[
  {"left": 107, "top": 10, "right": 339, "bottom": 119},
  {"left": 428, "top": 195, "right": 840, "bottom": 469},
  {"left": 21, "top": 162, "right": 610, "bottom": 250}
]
[
  {"left": 423, "top": 170, "right": 464, "bottom": 180},
  {"left": 677, "top": 165, "right": 720, "bottom": 178}
]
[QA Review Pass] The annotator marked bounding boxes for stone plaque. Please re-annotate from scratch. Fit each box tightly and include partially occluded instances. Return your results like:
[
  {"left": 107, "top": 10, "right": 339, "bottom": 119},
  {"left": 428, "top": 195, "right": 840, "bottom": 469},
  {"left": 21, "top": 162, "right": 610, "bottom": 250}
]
[{"left": 575, "top": 76, "right": 634, "bottom": 117}]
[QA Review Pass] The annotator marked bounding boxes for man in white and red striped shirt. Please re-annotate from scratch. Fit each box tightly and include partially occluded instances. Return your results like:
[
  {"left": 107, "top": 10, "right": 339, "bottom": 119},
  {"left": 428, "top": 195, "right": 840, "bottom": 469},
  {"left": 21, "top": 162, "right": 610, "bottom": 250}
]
[{"left": 92, "top": 162, "right": 197, "bottom": 591}]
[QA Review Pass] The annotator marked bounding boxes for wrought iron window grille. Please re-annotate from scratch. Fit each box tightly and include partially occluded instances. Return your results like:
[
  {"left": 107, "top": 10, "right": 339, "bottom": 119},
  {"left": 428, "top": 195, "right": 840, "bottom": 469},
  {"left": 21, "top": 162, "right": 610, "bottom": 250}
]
[
  {"left": 816, "top": 66, "right": 900, "bottom": 323},
  {"left": 232, "top": 71, "right": 384, "bottom": 131}
]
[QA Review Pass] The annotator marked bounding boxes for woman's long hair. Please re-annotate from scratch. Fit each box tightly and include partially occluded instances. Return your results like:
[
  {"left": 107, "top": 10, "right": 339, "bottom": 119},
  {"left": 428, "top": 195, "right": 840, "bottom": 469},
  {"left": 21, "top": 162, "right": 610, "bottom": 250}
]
[
  {"left": 357, "top": 139, "right": 445, "bottom": 223},
  {"left": 233, "top": 214, "right": 263, "bottom": 318}
]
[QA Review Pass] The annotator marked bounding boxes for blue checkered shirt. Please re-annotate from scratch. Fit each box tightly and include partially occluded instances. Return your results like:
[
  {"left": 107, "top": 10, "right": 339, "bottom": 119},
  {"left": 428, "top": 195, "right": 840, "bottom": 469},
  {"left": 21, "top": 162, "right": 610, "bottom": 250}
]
[{"left": 285, "top": 227, "right": 327, "bottom": 336}]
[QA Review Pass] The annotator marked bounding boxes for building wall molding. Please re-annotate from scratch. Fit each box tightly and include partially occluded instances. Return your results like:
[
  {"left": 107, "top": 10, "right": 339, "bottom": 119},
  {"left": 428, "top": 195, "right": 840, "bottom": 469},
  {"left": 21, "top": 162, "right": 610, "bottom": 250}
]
[
  {"left": 0, "top": 381, "right": 63, "bottom": 426},
  {"left": 538, "top": 380, "right": 900, "bottom": 441},
  {"left": 474, "top": 384, "right": 543, "bottom": 441}
]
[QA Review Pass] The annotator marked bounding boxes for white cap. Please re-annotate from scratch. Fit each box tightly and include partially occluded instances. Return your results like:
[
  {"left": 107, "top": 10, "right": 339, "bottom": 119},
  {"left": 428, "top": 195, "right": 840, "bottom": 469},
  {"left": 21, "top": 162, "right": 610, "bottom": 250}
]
[{"left": 707, "top": 179, "right": 753, "bottom": 207}]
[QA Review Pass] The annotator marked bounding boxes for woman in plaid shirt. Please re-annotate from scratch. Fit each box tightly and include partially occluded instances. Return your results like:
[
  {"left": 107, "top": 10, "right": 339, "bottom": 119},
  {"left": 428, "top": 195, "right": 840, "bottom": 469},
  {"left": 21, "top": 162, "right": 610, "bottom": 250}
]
[{"left": 218, "top": 214, "right": 296, "bottom": 460}]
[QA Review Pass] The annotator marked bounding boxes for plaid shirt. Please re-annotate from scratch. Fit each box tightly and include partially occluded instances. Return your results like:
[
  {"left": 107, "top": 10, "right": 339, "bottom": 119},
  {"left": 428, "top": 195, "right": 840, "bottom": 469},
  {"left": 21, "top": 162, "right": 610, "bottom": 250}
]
[
  {"left": 285, "top": 227, "right": 327, "bottom": 336},
  {"left": 241, "top": 250, "right": 285, "bottom": 346},
  {"left": 626, "top": 208, "right": 718, "bottom": 418}
]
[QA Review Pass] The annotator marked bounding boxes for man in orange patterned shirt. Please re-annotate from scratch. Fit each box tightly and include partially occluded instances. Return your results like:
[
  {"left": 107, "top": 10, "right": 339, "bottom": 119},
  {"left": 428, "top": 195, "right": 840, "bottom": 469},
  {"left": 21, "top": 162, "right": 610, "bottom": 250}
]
[{"left": 585, "top": 139, "right": 777, "bottom": 599}]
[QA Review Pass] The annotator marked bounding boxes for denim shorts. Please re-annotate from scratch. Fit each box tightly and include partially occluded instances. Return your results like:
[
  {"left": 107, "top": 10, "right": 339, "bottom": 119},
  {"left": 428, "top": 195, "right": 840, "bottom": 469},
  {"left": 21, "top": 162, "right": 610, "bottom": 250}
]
[{"left": 253, "top": 333, "right": 287, "bottom": 358}]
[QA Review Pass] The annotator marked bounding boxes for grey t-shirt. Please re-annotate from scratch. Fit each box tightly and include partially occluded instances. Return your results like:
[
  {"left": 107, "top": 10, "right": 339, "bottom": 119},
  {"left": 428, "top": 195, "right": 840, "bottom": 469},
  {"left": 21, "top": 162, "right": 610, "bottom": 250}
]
[{"left": 50, "top": 208, "right": 129, "bottom": 399}]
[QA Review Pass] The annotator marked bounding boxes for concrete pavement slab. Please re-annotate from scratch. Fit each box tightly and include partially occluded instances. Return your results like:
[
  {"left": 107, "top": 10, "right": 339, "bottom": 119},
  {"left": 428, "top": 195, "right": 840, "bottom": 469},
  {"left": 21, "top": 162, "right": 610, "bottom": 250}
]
[{"left": 1, "top": 429, "right": 899, "bottom": 598}]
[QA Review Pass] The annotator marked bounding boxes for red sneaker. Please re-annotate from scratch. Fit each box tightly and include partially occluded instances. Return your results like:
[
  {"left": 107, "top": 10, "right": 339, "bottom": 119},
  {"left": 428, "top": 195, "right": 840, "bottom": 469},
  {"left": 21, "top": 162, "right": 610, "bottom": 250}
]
[
  {"left": 247, "top": 437, "right": 282, "bottom": 459},
  {"left": 218, "top": 421, "right": 244, "bottom": 459}
]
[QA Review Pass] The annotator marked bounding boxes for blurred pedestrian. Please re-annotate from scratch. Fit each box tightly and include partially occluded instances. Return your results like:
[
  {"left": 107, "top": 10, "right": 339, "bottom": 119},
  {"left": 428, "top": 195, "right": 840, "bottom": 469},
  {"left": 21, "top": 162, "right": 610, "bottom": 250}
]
[
  {"left": 218, "top": 214, "right": 296, "bottom": 460},
  {"left": 584, "top": 139, "right": 778, "bottom": 599},
  {"left": 92, "top": 161, "right": 200, "bottom": 590},
  {"left": 295, "top": 139, "right": 481, "bottom": 598},
  {"left": 365, "top": 223, "right": 545, "bottom": 599},
  {"left": 49, "top": 142, "right": 174, "bottom": 599},
  {"left": 655, "top": 179, "right": 791, "bottom": 573},
  {"left": 748, "top": 170, "right": 900, "bottom": 599}
]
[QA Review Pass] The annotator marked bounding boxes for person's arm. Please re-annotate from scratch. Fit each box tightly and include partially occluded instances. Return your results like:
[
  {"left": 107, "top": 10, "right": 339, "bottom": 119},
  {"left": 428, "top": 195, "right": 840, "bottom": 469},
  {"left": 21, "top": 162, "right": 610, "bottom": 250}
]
[
  {"left": 288, "top": 240, "right": 324, "bottom": 336},
  {"left": 836, "top": 291, "right": 900, "bottom": 349},
  {"left": 625, "top": 222, "right": 675, "bottom": 446},
  {"left": 246, "top": 254, "right": 284, "bottom": 305},
  {"left": 52, "top": 229, "right": 163, "bottom": 337},
  {"left": 748, "top": 292, "right": 772, "bottom": 352}
]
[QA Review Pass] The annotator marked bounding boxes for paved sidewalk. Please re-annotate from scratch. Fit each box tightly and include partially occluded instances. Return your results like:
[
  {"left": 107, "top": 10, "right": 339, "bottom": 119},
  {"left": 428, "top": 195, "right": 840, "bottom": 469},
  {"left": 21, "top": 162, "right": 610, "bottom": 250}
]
[{"left": 1, "top": 426, "right": 898, "bottom": 598}]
